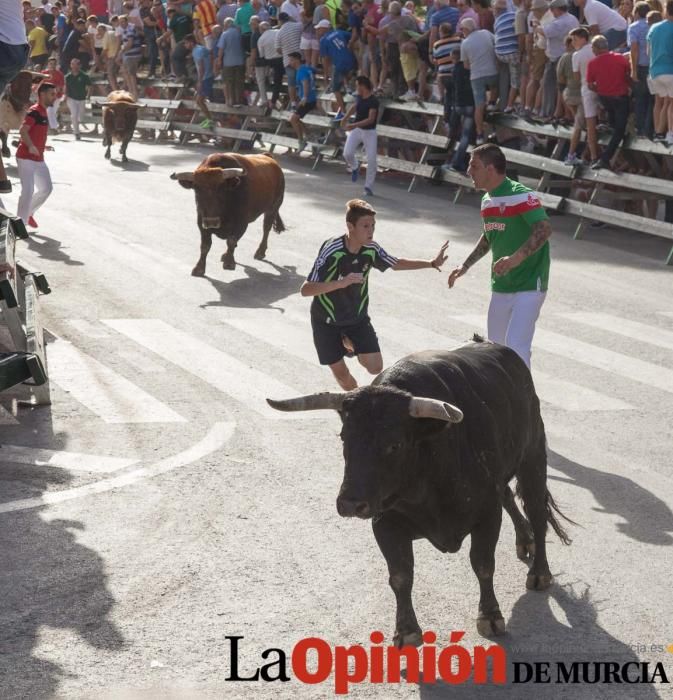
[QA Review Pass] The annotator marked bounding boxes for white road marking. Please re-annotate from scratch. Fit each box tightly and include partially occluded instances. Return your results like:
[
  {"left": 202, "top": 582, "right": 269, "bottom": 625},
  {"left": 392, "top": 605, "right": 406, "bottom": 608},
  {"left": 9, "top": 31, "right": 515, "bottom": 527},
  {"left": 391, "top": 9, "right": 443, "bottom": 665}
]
[
  {"left": 0, "top": 421, "right": 235, "bottom": 514},
  {"left": 0, "top": 405, "right": 19, "bottom": 425},
  {"left": 102, "top": 319, "right": 310, "bottom": 419},
  {"left": 453, "top": 313, "right": 673, "bottom": 395},
  {"left": 656, "top": 312, "right": 673, "bottom": 318},
  {"left": 48, "top": 339, "right": 186, "bottom": 424},
  {"left": 559, "top": 312, "right": 673, "bottom": 352},
  {"left": 532, "top": 370, "right": 632, "bottom": 412},
  {"left": 0, "top": 446, "right": 138, "bottom": 473},
  {"left": 116, "top": 349, "right": 168, "bottom": 374},
  {"left": 67, "top": 319, "right": 112, "bottom": 338}
]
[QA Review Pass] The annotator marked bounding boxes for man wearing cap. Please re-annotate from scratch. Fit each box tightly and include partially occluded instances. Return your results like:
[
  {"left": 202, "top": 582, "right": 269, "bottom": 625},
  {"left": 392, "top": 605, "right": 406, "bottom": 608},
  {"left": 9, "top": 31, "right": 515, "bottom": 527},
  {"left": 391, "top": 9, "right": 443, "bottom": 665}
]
[
  {"left": 575, "top": 0, "right": 627, "bottom": 50},
  {"left": 536, "top": 0, "right": 578, "bottom": 118},
  {"left": 317, "top": 19, "right": 357, "bottom": 119},
  {"left": 275, "top": 11, "right": 303, "bottom": 104},
  {"left": 287, "top": 52, "right": 317, "bottom": 149},
  {"left": 586, "top": 34, "right": 631, "bottom": 169}
]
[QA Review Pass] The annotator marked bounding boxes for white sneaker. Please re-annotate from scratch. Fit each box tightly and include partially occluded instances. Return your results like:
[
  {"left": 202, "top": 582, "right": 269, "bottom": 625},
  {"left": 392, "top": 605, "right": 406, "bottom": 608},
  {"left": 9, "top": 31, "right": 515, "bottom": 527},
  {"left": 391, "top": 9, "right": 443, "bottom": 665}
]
[
  {"left": 666, "top": 132, "right": 673, "bottom": 146},
  {"left": 401, "top": 90, "right": 417, "bottom": 101}
]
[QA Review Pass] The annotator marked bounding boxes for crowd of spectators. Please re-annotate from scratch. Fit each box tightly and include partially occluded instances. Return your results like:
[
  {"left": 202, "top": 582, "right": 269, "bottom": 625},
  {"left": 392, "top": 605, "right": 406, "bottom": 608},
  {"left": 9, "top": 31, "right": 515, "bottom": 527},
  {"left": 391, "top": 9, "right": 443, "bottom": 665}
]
[{"left": 15, "top": 0, "right": 673, "bottom": 172}]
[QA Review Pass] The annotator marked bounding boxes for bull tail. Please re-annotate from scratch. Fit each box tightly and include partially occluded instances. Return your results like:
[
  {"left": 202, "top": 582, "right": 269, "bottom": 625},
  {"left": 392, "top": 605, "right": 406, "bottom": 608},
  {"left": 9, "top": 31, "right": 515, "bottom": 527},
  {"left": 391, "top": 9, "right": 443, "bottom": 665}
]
[
  {"left": 545, "top": 489, "right": 576, "bottom": 546},
  {"left": 273, "top": 211, "right": 285, "bottom": 234}
]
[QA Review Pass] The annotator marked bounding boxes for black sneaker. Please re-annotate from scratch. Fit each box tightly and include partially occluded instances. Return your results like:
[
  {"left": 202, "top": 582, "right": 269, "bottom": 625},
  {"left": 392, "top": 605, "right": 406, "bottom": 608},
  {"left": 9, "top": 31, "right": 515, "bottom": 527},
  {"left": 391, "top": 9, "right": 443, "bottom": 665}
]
[
  {"left": 653, "top": 133, "right": 667, "bottom": 143},
  {"left": 0, "top": 180, "right": 12, "bottom": 194},
  {"left": 590, "top": 159, "right": 604, "bottom": 170}
]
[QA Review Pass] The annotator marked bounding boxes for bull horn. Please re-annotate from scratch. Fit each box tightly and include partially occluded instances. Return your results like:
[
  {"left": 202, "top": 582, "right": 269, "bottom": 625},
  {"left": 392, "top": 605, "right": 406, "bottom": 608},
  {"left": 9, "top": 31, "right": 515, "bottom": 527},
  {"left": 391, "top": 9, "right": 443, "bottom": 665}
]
[
  {"left": 409, "top": 397, "right": 463, "bottom": 423},
  {"left": 218, "top": 167, "right": 246, "bottom": 180},
  {"left": 170, "top": 171, "right": 194, "bottom": 181},
  {"left": 266, "top": 392, "right": 348, "bottom": 412}
]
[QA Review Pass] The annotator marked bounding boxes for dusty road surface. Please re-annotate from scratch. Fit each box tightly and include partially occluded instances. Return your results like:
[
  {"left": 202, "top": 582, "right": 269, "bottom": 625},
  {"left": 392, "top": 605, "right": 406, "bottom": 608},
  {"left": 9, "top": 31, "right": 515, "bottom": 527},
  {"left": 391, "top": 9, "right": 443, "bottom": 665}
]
[{"left": 0, "top": 134, "right": 672, "bottom": 700}]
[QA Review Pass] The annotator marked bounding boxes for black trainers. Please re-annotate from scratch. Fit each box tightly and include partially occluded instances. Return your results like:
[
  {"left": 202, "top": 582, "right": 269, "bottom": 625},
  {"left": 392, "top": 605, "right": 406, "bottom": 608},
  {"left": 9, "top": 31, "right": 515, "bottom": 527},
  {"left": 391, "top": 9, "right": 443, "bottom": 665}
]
[{"left": 590, "top": 159, "right": 604, "bottom": 170}]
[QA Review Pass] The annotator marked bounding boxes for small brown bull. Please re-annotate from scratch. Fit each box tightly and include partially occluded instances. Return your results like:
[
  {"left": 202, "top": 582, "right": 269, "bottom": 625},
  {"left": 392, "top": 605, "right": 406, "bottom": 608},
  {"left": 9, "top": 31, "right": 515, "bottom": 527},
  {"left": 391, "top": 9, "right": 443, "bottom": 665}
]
[
  {"left": 101, "top": 90, "right": 143, "bottom": 163},
  {"left": 170, "top": 153, "right": 286, "bottom": 276}
]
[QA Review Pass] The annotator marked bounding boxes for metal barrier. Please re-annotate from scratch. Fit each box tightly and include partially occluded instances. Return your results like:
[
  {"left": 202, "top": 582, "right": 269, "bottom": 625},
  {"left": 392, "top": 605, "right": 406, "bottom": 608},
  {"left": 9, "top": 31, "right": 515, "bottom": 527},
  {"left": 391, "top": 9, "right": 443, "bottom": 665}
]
[
  {"left": 0, "top": 208, "right": 51, "bottom": 403},
  {"left": 56, "top": 79, "right": 673, "bottom": 265}
]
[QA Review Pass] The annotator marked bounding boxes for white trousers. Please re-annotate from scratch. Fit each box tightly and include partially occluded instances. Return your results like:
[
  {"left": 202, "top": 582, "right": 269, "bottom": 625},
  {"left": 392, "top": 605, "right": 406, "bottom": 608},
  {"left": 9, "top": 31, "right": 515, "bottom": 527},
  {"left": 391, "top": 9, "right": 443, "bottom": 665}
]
[
  {"left": 66, "top": 97, "right": 85, "bottom": 135},
  {"left": 17, "top": 158, "right": 53, "bottom": 224},
  {"left": 46, "top": 96, "right": 63, "bottom": 130},
  {"left": 487, "top": 290, "right": 546, "bottom": 368},
  {"left": 254, "top": 66, "right": 268, "bottom": 104},
  {"left": 343, "top": 127, "right": 378, "bottom": 190}
]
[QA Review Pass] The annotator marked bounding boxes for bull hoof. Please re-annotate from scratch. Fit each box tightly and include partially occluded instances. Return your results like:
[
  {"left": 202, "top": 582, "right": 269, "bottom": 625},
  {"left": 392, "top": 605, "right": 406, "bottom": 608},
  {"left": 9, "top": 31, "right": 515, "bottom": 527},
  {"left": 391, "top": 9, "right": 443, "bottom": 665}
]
[
  {"left": 104, "top": 151, "right": 111, "bottom": 160},
  {"left": 516, "top": 542, "right": 535, "bottom": 563},
  {"left": 253, "top": 248, "right": 266, "bottom": 260},
  {"left": 191, "top": 267, "right": 206, "bottom": 277},
  {"left": 121, "top": 155, "right": 128, "bottom": 163},
  {"left": 222, "top": 259, "right": 236, "bottom": 271},
  {"left": 476, "top": 612, "right": 506, "bottom": 638},
  {"left": 526, "top": 572, "right": 553, "bottom": 591},
  {"left": 393, "top": 629, "right": 423, "bottom": 648}
]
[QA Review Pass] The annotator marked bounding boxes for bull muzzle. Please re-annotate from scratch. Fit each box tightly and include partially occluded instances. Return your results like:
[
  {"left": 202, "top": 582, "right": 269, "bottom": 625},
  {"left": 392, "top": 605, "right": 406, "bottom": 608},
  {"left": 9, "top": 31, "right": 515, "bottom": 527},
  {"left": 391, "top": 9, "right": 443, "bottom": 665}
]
[
  {"left": 202, "top": 218, "right": 221, "bottom": 230},
  {"left": 336, "top": 497, "right": 372, "bottom": 519}
]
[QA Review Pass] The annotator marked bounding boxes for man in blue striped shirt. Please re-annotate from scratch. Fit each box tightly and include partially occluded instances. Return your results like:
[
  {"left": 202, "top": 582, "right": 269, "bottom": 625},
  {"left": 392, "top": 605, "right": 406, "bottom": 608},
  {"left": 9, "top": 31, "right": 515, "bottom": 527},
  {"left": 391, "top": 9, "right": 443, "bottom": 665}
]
[{"left": 493, "top": 0, "right": 519, "bottom": 112}]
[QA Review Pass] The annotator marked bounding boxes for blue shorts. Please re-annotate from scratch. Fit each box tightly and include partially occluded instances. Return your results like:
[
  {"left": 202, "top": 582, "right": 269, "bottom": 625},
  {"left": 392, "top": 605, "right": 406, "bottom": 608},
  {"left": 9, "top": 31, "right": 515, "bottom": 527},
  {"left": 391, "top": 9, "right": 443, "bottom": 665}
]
[
  {"left": 285, "top": 64, "right": 297, "bottom": 88},
  {"left": 198, "top": 75, "right": 214, "bottom": 99},
  {"left": 470, "top": 74, "right": 498, "bottom": 107},
  {"left": 331, "top": 67, "right": 351, "bottom": 93}
]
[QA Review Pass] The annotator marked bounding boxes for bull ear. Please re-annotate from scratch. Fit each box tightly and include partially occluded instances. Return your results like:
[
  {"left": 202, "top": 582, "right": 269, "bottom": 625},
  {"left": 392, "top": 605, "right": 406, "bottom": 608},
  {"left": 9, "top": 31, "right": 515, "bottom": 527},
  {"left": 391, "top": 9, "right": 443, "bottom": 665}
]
[{"left": 409, "top": 397, "right": 463, "bottom": 423}]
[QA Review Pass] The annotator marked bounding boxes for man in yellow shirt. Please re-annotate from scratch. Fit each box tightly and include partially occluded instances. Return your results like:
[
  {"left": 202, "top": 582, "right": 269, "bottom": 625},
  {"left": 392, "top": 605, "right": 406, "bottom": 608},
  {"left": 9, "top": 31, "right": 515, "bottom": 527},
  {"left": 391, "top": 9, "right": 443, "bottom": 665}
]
[
  {"left": 27, "top": 18, "right": 50, "bottom": 69},
  {"left": 102, "top": 18, "right": 122, "bottom": 90}
]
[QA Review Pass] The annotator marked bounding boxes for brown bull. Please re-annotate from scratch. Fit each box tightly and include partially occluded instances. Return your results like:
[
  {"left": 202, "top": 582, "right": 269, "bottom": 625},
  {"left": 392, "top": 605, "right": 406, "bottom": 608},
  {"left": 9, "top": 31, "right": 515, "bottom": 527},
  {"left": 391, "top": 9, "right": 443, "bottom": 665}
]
[
  {"left": 101, "top": 90, "right": 142, "bottom": 163},
  {"left": 0, "top": 71, "right": 44, "bottom": 160},
  {"left": 170, "top": 153, "right": 286, "bottom": 277}
]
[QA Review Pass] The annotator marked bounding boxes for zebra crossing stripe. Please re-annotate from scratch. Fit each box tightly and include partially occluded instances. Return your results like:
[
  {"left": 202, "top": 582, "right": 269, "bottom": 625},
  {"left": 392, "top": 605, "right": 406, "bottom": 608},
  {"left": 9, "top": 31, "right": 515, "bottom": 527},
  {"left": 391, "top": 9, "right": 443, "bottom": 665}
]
[
  {"left": 560, "top": 312, "right": 673, "bottom": 352},
  {"left": 452, "top": 314, "right": 673, "bottom": 395},
  {"left": 48, "top": 339, "right": 187, "bottom": 424},
  {"left": 101, "top": 318, "right": 311, "bottom": 419},
  {"left": 0, "top": 445, "right": 138, "bottom": 473}
]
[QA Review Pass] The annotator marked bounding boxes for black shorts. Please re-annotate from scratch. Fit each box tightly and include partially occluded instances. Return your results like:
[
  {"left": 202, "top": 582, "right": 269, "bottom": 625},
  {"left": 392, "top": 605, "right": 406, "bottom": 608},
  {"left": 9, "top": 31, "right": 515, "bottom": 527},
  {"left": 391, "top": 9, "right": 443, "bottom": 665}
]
[
  {"left": 241, "top": 33, "right": 252, "bottom": 55},
  {"left": 294, "top": 100, "right": 316, "bottom": 118},
  {"left": 311, "top": 317, "right": 381, "bottom": 366}
]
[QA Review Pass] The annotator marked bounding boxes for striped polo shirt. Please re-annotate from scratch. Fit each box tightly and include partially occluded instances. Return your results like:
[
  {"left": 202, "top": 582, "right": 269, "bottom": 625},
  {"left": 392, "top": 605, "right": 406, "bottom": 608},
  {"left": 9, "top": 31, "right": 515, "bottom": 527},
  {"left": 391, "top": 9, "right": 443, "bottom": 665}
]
[
  {"left": 494, "top": 10, "right": 518, "bottom": 57},
  {"left": 481, "top": 178, "right": 550, "bottom": 293}
]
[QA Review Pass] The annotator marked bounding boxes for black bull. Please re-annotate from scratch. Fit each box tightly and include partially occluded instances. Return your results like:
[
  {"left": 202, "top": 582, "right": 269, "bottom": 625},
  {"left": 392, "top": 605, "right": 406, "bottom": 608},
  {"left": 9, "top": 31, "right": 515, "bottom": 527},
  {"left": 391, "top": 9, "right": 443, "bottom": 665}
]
[
  {"left": 268, "top": 339, "right": 573, "bottom": 644},
  {"left": 170, "top": 153, "right": 285, "bottom": 277}
]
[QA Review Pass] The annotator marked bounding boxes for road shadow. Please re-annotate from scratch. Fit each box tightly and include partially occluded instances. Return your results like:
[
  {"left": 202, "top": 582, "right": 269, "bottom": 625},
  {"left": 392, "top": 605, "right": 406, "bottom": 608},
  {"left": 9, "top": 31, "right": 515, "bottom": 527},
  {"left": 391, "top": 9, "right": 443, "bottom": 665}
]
[
  {"left": 418, "top": 584, "right": 662, "bottom": 699},
  {"left": 548, "top": 450, "right": 673, "bottom": 546},
  {"left": 108, "top": 158, "right": 150, "bottom": 172},
  {"left": 200, "top": 260, "right": 304, "bottom": 310},
  {"left": 0, "top": 406, "right": 125, "bottom": 699},
  {"left": 22, "top": 232, "right": 85, "bottom": 267}
]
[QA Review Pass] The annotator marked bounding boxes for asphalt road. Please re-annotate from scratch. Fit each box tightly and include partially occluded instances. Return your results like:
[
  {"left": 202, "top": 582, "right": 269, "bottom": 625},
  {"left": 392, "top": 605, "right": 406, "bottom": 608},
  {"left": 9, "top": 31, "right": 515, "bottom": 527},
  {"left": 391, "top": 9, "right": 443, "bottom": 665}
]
[{"left": 1, "top": 133, "right": 672, "bottom": 700}]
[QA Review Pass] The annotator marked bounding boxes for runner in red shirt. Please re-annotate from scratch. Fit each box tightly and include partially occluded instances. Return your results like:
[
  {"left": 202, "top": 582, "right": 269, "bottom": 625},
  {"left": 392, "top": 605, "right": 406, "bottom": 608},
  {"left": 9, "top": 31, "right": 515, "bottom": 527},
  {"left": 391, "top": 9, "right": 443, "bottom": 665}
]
[
  {"left": 586, "top": 34, "right": 632, "bottom": 170},
  {"left": 42, "top": 56, "right": 66, "bottom": 131},
  {"left": 16, "top": 82, "right": 57, "bottom": 229}
]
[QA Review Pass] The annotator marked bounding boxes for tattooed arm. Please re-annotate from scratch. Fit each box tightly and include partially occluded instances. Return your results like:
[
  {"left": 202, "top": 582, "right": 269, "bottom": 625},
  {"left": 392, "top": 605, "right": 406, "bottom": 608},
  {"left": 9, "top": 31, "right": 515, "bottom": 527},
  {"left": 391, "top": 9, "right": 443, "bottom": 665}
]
[
  {"left": 448, "top": 234, "right": 491, "bottom": 288},
  {"left": 493, "top": 219, "right": 552, "bottom": 277}
]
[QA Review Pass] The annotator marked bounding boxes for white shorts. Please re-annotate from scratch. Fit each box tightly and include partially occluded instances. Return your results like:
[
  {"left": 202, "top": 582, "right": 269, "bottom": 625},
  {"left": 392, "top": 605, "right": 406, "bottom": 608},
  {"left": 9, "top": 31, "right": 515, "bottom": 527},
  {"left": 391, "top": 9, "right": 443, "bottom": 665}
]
[
  {"left": 648, "top": 74, "right": 673, "bottom": 98},
  {"left": 300, "top": 37, "right": 319, "bottom": 51},
  {"left": 581, "top": 87, "right": 600, "bottom": 119}
]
